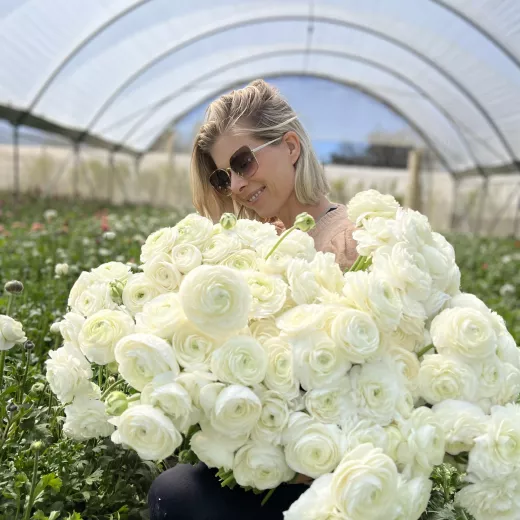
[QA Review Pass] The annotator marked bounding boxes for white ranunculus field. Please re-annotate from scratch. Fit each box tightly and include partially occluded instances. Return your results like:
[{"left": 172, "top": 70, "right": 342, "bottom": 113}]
[{"left": 1, "top": 191, "right": 519, "bottom": 520}]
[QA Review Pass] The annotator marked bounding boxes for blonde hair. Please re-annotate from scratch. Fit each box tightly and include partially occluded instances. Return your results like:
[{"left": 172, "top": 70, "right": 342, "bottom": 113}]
[{"left": 190, "top": 79, "right": 329, "bottom": 221}]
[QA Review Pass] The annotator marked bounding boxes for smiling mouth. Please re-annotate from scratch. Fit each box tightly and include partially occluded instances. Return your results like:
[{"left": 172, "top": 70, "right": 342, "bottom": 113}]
[{"left": 247, "top": 187, "right": 266, "bottom": 203}]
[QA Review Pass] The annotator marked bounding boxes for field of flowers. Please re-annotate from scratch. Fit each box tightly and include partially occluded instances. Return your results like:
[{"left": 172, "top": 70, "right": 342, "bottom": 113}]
[{"left": 0, "top": 193, "right": 519, "bottom": 520}]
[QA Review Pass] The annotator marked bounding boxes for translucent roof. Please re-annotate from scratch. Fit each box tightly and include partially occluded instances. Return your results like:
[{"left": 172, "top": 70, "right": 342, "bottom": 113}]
[{"left": 1, "top": 0, "right": 519, "bottom": 176}]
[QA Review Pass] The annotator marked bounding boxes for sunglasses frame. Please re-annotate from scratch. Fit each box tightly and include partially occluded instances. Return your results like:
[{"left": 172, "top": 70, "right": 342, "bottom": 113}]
[{"left": 209, "top": 135, "right": 283, "bottom": 195}]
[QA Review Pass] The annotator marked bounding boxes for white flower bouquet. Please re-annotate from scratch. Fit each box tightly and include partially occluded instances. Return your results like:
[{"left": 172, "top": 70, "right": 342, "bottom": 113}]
[{"left": 46, "top": 190, "right": 520, "bottom": 520}]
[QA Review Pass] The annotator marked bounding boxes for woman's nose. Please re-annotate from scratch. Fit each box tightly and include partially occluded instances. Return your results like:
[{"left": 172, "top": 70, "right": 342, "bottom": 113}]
[{"left": 230, "top": 171, "right": 248, "bottom": 194}]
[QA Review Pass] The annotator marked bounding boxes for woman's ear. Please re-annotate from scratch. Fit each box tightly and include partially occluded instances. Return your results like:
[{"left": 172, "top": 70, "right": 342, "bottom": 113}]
[{"left": 284, "top": 131, "right": 301, "bottom": 166}]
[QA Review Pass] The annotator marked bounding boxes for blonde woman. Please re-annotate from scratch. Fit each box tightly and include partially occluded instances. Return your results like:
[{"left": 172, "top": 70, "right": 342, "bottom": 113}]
[{"left": 148, "top": 79, "right": 358, "bottom": 519}]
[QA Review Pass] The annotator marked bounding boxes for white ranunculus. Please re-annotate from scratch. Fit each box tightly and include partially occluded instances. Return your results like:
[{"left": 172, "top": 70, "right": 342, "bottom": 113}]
[
  {"left": 286, "top": 258, "right": 320, "bottom": 305},
  {"left": 342, "top": 417, "right": 389, "bottom": 454},
  {"left": 170, "top": 243, "right": 202, "bottom": 274},
  {"left": 496, "top": 330, "right": 520, "bottom": 369},
  {"left": 171, "top": 318, "right": 219, "bottom": 370},
  {"left": 221, "top": 249, "right": 258, "bottom": 271},
  {"left": 353, "top": 216, "right": 395, "bottom": 257},
  {"left": 347, "top": 189, "right": 400, "bottom": 226},
  {"left": 291, "top": 331, "right": 351, "bottom": 391},
  {"left": 179, "top": 265, "right": 251, "bottom": 336},
  {"left": 467, "top": 403, "right": 520, "bottom": 481},
  {"left": 55, "top": 263, "right": 69, "bottom": 276},
  {"left": 234, "top": 442, "right": 295, "bottom": 490},
  {"left": 73, "top": 280, "right": 116, "bottom": 317},
  {"left": 455, "top": 472, "right": 520, "bottom": 520},
  {"left": 91, "top": 261, "right": 131, "bottom": 283},
  {"left": 384, "top": 424, "right": 405, "bottom": 462},
  {"left": 432, "top": 400, "right": 488, "bottom": 455},
  {"left": 0, "top": 315, "right": 27, "bottom": 350},
  {"left": 371, "top": 243, "right": 432, "bottom": 302},
  {"left": 283, "top": 474, "right": 343, "bottom": 520},
  {"left": 202, "top": 229, "right": 241, "bottom": 264},
  {"left": 199, "top": 383, "right": 262, "bottom": 438},
  {"left": 141, "top": 373, "right": 195, "bottom": 434},
  {"left": 390, "top": 208, "right": 433, "bottom": 249},
  {"left": 114, "top": 333, "right": 179, "bottom": 391},
  {"left": 331, "top": 443, "right": 398, "bottom": 520},
  {"left": 430, "top": 307, "right": 497, "bottom": 362},
  {"left": 330, "top": 308, "right": 381, "bottom": 364},
  {"left": 390, "top": 475, "right": 432, "bottom": 520},
  {"left": 446, "top": 291, "right": 489, "bottom": 313},
  {"left": 78, "top": 309, "right": 135, "bottom": 365},
  {"left": 140, "top": 227, "right": 177, "bottom": 263},
  {"left": 45, "top": 346, "right": 92, "bottom": 404},
  {"left": 423, "top": 288, "right": 451, "bottom": 319},
  {"left": 122, "top": 273, "right": 164, "bottom": 315},
  {"left": 234, "top": 218, "right": 278, "bottom": 248},
  {"left": 257, "top": 230, "right": 316, "bottom": 275},
  {"left": 342, "top": 270, "right": 371, "bottom": 310},
  {"left": 63, "top": 396, "right": 114, "bottom": 440},
  {"left": 396, "top": 407, "right": 445, "bottom": 478},
  {"left": 263, "top": 336, "right": 300, "bottom": 400},
  {"left": 473, "top": 356, "right": 504, "bottom": 399},
  {"left": 173, "top": 213, "right": 214, "bottom": 249},
  {"left": 251, "top": 390, "right": 290, "bottom": 445},
  {"left": 249, "top": 317, "right": 280, "bottom": 344},
  {"left": 135, "top": 293, "right": 185, "bottom": 340},
  {"left": 110, "top": 404, "right": 182, "bottom": 461},
  {"left": 211, "top": 336, "right": 267, "bottom": 386},
  {"left": 175, "top": 370, "right": 216, "bottom": 410},
  {"left": 493, "top": 363, "right": 520, "bottom": 405},
  {"left": 246, "top": 271, "right": 287, "bottom": 318},
  {"left": 59, "top": 312, "right": 85, "bottom": 351},
  {"left": 365, "top": 273, "right": 403, "bottom": 331},
  {"left": 142, "top": 253, "right": 181, "bottom": 292},
  {"left": 68, "top": 272, "right": 95, "bottom": 310},
  {"left": 310, "top": 252, "right": 345, "bottom": 294},
  {"left": 349, "top": 359, "right": 406, "bottom": 426},
  {"left": 306, "top": 383, "right": 355, "bottom": 425},
  {"left": 190, "top": 423, "right": 248, "bottom": 471},
  {"left": 276, "top": 304, "right": 326, "bottom": 335},
  {"left": 417, "top": 354, "right": 478, "bottom": 405},
  {"left": 385, "top": 347, "right": 421, "bottom": 394},
  {"left": 283, "top": 412, "right": 344, "bottom": 478}
]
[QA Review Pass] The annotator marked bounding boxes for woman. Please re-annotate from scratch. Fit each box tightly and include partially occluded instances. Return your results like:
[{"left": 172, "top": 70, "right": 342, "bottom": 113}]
[{"left": 148, "top": 79, "right": 358, "bottom": 519}]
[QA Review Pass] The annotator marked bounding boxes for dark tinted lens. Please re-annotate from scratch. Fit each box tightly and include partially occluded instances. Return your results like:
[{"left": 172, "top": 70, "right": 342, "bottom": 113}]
[
  {"left": 209, "top": 169, "right": 231, "bottom": 192},
  {"left": 230, "top": 147, "right": 257, "bottom": 178}
]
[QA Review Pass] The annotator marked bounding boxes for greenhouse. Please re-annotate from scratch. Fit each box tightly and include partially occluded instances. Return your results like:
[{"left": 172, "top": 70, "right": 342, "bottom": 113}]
[{"left": 1, "top": 2, "right": 520, "bottom": 520}]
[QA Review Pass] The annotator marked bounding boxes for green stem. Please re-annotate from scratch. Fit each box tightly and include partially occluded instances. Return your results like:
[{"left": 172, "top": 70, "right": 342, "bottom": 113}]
[
  {"left": 6, "top": 293, "right": 14, "bottom": 315},
  {"left": 261, "top": 488, "right": 276, "bottom": 506},
  {"left": 0, "top": 350, "right": 6, "bottom": 393},
  {"left": 347, "top": 255, "right": 364, "bottom": 273},
  {"left": 98, "top": 365, "right": 104, "bottom": 388},
  {"left": 0, "top": 415, "right": 12, "bottom": 453},
  {"left": 417, "top": 344, "right": 434, "bottom": 358},
  {"left": 101, "top": 378, "right": 123, "bottom": 400},
  {"left": 127, "top": 393, "right": 141, "bottom": 403},
  {"left": 22, "top": 449, "right": 39, "bottom": 520},
  {"left": 265, "top": 227, "right": 296, "bottom": 260},
  {"left": 221, "top": 475, "right": 236, "bottom": 488},
  {"left": 18, "top": 349, "right": 31, "bottom": 403}
]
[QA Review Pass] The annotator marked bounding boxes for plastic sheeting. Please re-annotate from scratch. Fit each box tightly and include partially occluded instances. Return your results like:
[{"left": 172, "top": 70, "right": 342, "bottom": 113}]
[{"left": 0, "top": 0, "right": 519, "bottom": 174}]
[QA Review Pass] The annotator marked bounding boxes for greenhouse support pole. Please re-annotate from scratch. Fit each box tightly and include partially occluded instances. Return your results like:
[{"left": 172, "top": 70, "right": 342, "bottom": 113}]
[
  {"left": 13, "top": 125, "right": 20, "bottom": 200},
  {"left": 474, "top": 177, "right": 489, "bottom": 235},
  {"left": 405, "top": 149, "right": 422, "bottom": 212},
  {"left": 73, "top": 142, "right": 80, "bottom": 198},
  {"left": 450, "top": 178, "right": 461, "bottom": 230},
  {"left": 513, "top": 186, "right": 520, "bottom": 239},
  {"left": 108, "top": 151, "right": 115, "bottom": 203}
]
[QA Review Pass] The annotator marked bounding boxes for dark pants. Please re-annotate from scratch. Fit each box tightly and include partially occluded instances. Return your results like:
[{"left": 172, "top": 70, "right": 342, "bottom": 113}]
[{"left": 148, "top": 462, "right": 308, "bottom": 520}]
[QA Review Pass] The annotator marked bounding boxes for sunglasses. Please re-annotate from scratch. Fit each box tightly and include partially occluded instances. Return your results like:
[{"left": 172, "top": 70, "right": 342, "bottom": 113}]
[{"left": 209, "top": 136, "right": 283, "bottom": 195}]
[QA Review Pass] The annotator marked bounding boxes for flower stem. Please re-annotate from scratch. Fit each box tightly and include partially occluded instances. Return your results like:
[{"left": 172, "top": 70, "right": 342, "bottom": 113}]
[
  {"left": 261, "top": 488, "right": 276, "bottom": 506},
  {"left": 98, "top": 365, "right": 104, "bottom": 388},
  {"left": 265, "top": 227, "right": 295, "bottom": 260},
  {"left": 5, "top": 293, "right": 14, "bottom": 316},
  {"left": 18, "top": 349, "right": 31, "bottom": 403},
  {"left": 347, "top": 254, "right": 366, "bottom": 273},
  {"left": 417, "top": 344, "right": 434, "bottom": 358},
  {"left": 22, "top": 449, "right": 39, "bottom": 520},
  {"left": 101, "top": 378, "right": 124, "bottom": 400},
  {"left": 0, "top": 350, "right": 6, "bottom": 393}
]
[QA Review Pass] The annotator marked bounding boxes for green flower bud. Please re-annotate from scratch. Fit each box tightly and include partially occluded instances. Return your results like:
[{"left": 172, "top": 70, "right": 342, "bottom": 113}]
[
  {"left": 220, "top": 213, "right": 237, "bottom": 230},
  {"left": 30, "top": 441, "right": 44, "bottom": 453},
  {"left": 109, "top": 280, "right": 125, "bottom": 303},
  {"left": 4, "top": 280, "right": 24, "bottom": 294},
  {"left": 105, "top": 391, "right": 128, "bottom": 416},
  {"left": 30, "top": 382, "right": 45, "bottom": 395},
  {"left": 293, "top": 213, "right": 316, "bottom": 232},
  {"left": 24, "top": 340, "right": 35, "bottom": 351},
  {"left": 106, "top": 362, "right": 119, "bottom": 374}
]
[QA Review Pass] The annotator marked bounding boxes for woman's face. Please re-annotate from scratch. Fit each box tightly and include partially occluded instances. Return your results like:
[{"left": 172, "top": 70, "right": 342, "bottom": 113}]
[{"left": 210, "top": 131, "right": 300, "bottom": 219}]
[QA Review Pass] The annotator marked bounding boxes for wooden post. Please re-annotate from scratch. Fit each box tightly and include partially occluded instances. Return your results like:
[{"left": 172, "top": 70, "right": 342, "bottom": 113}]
[{"left": 405, "top": 148, "right": 422, "bottom": 211}]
